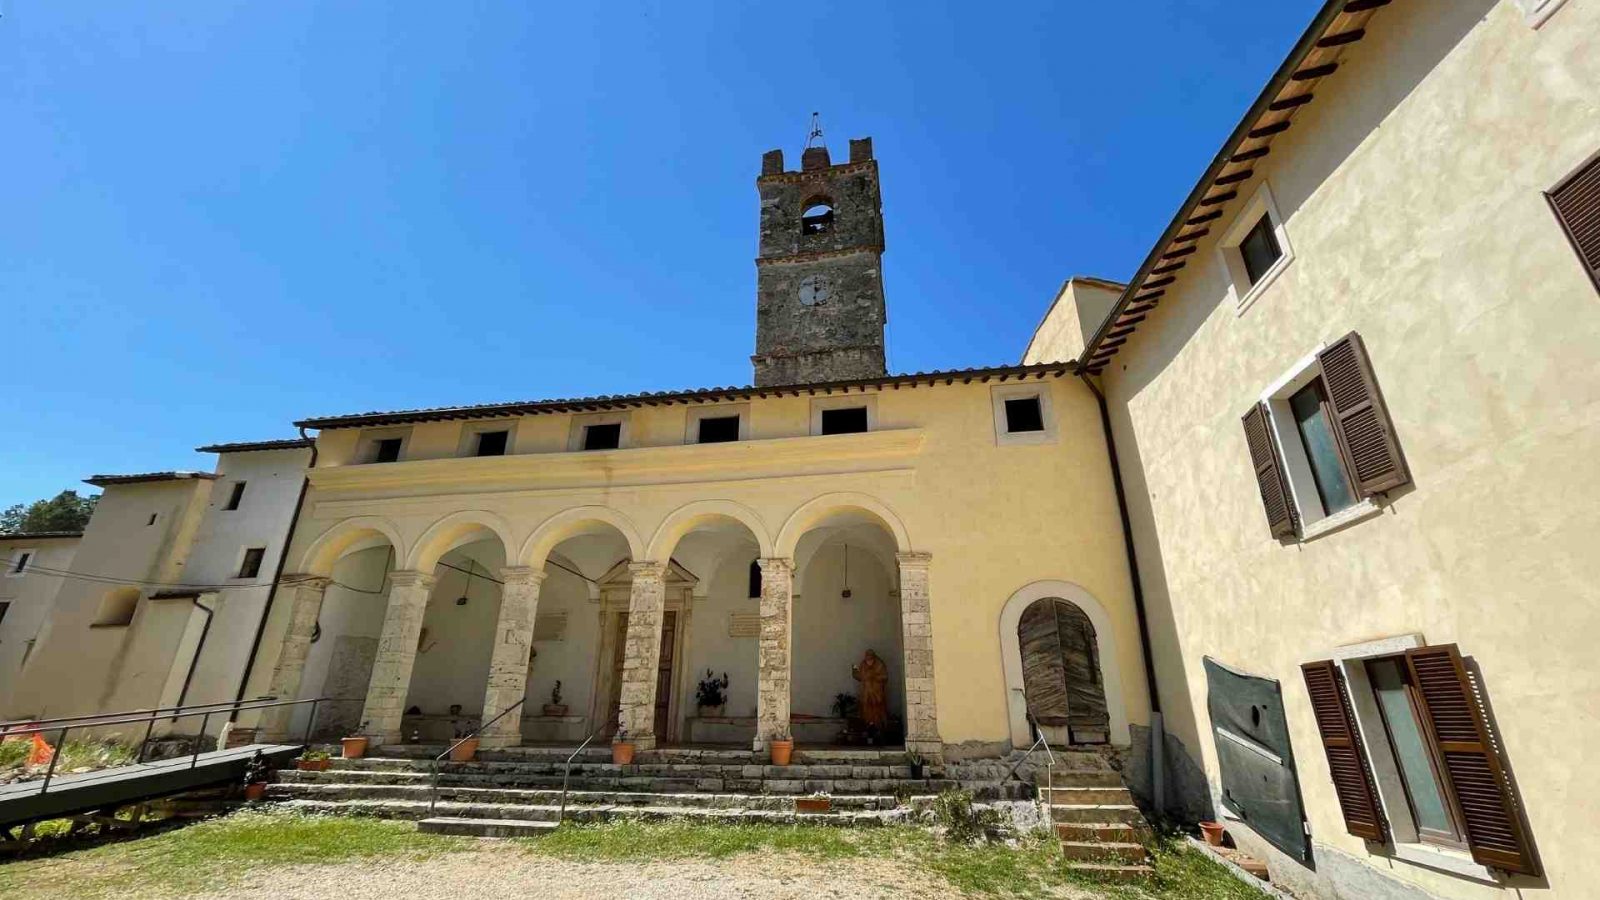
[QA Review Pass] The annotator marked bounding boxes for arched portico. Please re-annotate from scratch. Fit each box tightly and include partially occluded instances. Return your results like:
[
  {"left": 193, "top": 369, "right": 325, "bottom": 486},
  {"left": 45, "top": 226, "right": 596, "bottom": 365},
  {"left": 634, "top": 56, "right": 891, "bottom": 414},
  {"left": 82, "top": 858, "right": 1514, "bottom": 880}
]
[
  {"left": 520, "top": 506, "right": 646, "bottom": 570},
  {"left": 774, "top": 492, "right": 912, "bottom": 560},
  {"left": 646, "top": 499, "right": 774, "bottom": 562},
  {"left": 406, "top": 510, "right": 517, "bottom": 573},
  {"left": 999, "top": 580, "right": 1129, "bottom": 749},
  {"left": 298, "top": 516, "right": 406, "bottom": 577}
]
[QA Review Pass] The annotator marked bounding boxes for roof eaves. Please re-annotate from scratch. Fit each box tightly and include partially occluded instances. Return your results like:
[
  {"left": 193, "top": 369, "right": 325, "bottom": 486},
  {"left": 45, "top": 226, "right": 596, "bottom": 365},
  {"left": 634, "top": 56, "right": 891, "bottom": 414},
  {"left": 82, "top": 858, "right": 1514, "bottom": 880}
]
[
  {"left": 194, "top": 438, "right": 315, "bottom": 454},
  {"left": 0, "top": 531, "right": 83, "bottom": 541},
  {"left": 84, "top": 471, "right": 219, "bottom": 487},
  {"left": 1078, "top": 0, "right": 1390, "bottom": 373}
]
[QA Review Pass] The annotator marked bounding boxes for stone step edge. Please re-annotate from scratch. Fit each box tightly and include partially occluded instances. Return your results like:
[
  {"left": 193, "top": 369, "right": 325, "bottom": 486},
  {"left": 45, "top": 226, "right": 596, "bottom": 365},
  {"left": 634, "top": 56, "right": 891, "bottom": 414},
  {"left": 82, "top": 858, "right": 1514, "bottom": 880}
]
[{"left": 278, "top": 799, "right": 905, "bottom": 825}]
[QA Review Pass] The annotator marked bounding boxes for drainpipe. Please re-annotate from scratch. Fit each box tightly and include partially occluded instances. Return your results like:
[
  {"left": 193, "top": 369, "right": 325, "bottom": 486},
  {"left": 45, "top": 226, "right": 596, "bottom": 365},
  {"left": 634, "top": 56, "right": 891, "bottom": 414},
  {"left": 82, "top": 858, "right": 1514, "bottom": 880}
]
[
  {"left": 1079, "top": 371, "right": 1166, "bottom": 815},
  {"left": 229, "top": 426, "right": 318, "bottom": 724},
  {"left": 173, "top": 593, "right": 217, "bottom": 714}
]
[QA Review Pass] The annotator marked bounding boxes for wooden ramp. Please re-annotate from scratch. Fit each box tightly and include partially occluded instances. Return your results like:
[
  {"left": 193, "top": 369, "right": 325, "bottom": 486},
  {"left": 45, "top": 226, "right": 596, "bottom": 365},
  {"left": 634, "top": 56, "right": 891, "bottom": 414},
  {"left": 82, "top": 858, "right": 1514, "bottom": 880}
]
[{"left": 0, "top": 744, "right": 300, "bottom": 830}]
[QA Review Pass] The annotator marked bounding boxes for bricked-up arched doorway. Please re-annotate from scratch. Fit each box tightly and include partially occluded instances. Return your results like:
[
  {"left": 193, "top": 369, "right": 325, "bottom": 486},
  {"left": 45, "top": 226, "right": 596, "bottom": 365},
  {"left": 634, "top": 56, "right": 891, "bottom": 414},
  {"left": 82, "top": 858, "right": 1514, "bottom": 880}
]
[{"left": 1017, "top": 597, "right": 1109, "bottom": 745}]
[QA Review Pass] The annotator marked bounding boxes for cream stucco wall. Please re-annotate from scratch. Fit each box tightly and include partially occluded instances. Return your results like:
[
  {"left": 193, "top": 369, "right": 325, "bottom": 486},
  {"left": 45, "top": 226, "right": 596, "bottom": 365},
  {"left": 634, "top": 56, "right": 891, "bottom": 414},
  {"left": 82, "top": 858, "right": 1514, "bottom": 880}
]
[
  {"left": 10, "top": 478, "right": 214, "bottom": 722},
  {"left": 0, "top": 536, "right": 81, "bottom": 718},
  {"left": 1032, "top": 1, "right": 1598, "bottom": 897},
  {"left": 253, "top": 373, "right": 1144, "bottom": 755}
]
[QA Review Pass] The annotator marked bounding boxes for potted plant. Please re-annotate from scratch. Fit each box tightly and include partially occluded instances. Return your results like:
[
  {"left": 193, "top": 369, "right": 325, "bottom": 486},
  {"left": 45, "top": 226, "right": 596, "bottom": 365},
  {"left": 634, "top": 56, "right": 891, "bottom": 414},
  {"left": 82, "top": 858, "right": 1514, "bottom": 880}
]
[
  {"left": 695, "top": 670, "right": 730, "bottom": 717},
  {"left": 906, "top": 749, "right": 927, "bottom": 779},
  {"left": 543, "top": 680, "right": 568, "bottom": 717},
  {"left": 295, "top": 748, "right": 332, "bottom": 772},
  {"left": 612, "top": 722, "right": 635, "bottom": 765},
  {"left": 341, "top": 724, "right": 369, "bottom": 759},
  {"left": 242, "top": 756, "right": 269, "bottom": 800},
  {"left": 769, "top": 731, "right": 794, "bottom": 766},
  {"left": 448, "top": 725, "right": 479, "bottom": 762},
  {"left": 795, "top": 790, "right": 832, "bottom": 814},
  {"left": 1200, "top": 821, "right": 1226, "bottom": 846},
  {"left": 831, "top": 693, "right": 858, "bottom": 721}
]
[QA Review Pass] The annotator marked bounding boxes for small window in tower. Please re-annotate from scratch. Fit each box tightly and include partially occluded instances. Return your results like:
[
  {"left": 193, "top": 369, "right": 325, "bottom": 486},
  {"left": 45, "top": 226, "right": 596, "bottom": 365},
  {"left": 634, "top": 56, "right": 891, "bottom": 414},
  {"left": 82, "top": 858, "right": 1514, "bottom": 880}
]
[
  {"left": 698, "top": 415, "right": 741, "bottom": 444},
  {"left": 224, "top": 481, "right": 247, "bottom": 510},
  {"left": 820, "top": 407, "right": 869, "bottom": 435},
  {"left": 373, "top": 438, "right": 403, "bottom": 463},
  {"left": 583, "top": 423, "right": 622, "bottom": 451},
  {"left": 475, "top": 430, "right": 509, "bottom": 457},
  {"left": 801, "top": 200, "right": 835, "bottom": 236},
  {"left": 238, "top": 547, "right": 267, "bottom": 579}
]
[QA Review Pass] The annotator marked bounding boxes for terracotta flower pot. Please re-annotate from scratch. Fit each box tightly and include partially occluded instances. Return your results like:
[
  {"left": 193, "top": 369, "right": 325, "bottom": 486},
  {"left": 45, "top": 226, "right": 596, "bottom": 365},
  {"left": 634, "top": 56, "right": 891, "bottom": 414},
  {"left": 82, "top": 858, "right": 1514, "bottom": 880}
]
[
  {"left": 449, "top": 737, "right": 479, "bottom": 762},
  {"left": 612, "top": 741, "right": 635, "bottom": 765},
  {"left": 1200, "top": 821, "right": 1226, "bottom": 846},
  {"left": 296, "top": 758, "right": 331, "bottom": 772},
  {"left": 795, "top": 797, "right": 832, "bottom": 814},
  {"left": 244, "top": 782, "right": 268, "bottom": 801},
  {"left": 769, "top": 738, "right": 794, "bottom": 766},
  {"left": 341, "top": 737, "right": 368, "bottom": 759}
]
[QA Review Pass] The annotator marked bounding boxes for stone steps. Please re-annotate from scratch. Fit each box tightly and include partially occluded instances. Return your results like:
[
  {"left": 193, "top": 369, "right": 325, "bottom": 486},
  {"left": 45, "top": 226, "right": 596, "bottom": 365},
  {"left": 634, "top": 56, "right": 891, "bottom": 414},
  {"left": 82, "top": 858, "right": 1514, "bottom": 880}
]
[
  {"left": 335, "top": 757, "right": 928, "bottom": 780},
  {"left": 1067, "top": 862, "right": 1157, "bottom": 883},
  {"left": 1055, "top": 821, "right": 1148, "bottom": 843},
  {"left": 1038, "top": 763, "right": 1153, "bottom": 883},
  {"left": 1040, "top": 786, "right": 1135, "bottom": 805},
  {"left": 418, "top": 817, "right": 558, "bottom": 838},
  {"left": 267, "top": 783, "right": 911, "bottom": 812},
  {"left": 1050, "top": 803, "right": 1146, "bottom": 825},
  {"left": 278, "top": 797, "right": 905, "bottom": 827}
]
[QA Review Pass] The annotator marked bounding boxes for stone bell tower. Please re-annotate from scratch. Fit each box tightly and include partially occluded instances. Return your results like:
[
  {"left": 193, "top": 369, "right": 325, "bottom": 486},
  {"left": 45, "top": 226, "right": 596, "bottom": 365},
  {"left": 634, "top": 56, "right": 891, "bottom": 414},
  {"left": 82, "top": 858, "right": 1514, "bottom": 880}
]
[{"left": 751, "top": 129, "right": 888, "bottom": 387}]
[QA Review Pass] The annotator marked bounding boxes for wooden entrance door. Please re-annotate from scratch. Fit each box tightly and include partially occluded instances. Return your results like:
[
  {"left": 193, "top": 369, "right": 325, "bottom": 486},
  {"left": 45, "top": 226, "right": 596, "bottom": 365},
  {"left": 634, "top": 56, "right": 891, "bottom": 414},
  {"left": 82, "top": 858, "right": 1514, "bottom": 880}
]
[
  {"left": 655, "top": 611, "right": 678, "bottom": 741},
  {"left": 1018, "top": 598, "right": 1110, "bottom": 744}
]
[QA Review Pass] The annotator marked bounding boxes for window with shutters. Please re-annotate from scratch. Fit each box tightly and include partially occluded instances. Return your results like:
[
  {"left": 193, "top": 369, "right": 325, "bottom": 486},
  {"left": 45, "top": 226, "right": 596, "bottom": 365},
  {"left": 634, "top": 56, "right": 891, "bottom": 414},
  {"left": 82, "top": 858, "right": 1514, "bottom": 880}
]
[
  {"left": 1243, "top": 332, "right": 1409, "bottom": 541},
  {"left": 1547, "top": 152, "right": 1600, "bottom": 295},
  {"left": 1306, "top": 637, "right": 1540, "bottom": 881},
  {"left": 1218, "top": 182, "right": 1294, "bottom": 313}
]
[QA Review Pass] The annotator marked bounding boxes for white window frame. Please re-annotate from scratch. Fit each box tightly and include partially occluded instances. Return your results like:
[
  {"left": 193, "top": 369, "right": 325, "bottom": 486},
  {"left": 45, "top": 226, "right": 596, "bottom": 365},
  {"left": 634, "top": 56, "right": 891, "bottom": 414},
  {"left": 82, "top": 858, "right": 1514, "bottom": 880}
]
[
  {"left": 1324, "top": 635, "right": 1499, "bottom": 884},
  {"left": 1514, "top": 0, "right": 1569, "bottom": 27},
  {"left": 569, "top": 412, "right": 631, "bottom": 452},
  {"left": 5, "top": 548, "right": 37, "bottom": 578},
  {"left": 358, "top": 427, "right": 413, "bottom": 464},
  {"left": 1259, "top": 345, "right": 1383, "bottom": 541},
  {"left": 458, "top": 420, "right": 518, "bottom": 458},
  {"left": 809, "top": 394, "right": 877, "bottom": 436},
  {"left": 685, "top": 403, "right": 750, "bottom": 445},
  {"left": 1219, "top": 181, "right": 1295, "bottom": 315},
  {"left": 990, "top": 383, "right": 1057, "bottom": 446}
]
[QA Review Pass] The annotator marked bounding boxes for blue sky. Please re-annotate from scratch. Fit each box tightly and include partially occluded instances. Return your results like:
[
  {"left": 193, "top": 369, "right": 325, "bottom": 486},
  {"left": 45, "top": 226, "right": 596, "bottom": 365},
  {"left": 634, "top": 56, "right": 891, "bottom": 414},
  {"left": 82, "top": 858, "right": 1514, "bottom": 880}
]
[{"left": 0, "top": 1, "right": 1318, "bottom": 508}]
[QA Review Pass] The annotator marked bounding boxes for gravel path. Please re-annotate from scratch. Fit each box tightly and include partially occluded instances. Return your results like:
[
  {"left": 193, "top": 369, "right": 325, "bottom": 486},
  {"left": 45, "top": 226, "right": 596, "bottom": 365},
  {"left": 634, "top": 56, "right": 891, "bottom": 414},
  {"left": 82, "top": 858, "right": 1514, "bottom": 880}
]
[{"left": 179, "top": 845, "right": 1091, "bottom": 900}]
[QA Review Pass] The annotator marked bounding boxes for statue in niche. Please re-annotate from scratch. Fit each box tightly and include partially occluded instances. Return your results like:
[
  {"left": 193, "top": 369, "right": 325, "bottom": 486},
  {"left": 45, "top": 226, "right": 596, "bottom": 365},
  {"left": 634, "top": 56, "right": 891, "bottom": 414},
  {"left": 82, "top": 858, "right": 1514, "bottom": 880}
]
[{"left": 853, "top": 649, "right": 889, "bottom": 733}]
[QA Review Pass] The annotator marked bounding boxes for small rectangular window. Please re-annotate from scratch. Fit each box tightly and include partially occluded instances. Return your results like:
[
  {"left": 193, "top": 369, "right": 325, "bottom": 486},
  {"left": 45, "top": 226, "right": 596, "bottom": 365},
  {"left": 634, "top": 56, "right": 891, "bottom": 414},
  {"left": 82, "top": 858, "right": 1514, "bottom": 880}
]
[
  {"left": 238, "top": 547, "right": 266, "bottom": 579},
  {"left": 1003, "top": 396, "right": 1045, "bottom": 433},
  {"left": 1289, "top": 379, "right": 1357, "bottom": 516},
  {"left": 12, "top": 552, "right": 32, "bottom": 574},
  {"left": 698, "top": 415, "right": 740, "bottom": 444},
  {"left": 820, "top": 407, "right": 868, "bottom": 435},
  {"left": 0, "top": 601, "right": 9, "bottom": 628},
  {"left": 374, "top": 438, "right": 403, "bottom": 463},
  {"left": 1366, "top": 656, "right": 1466, "bottom": 848},
  {"left": 224, "top": 482, "right": 247, "bottom": 510},
  {"left": 1239, "top": 213, "right": 1283, "bottom": 285},
  {"left": 146, "top": 513, "right": 158, "bottom": 527},
  {"left": 475, "top": 430, "right": 509, "bottom": 457},
  {"left": 583, "top": 423, "right": 622, "bottom": 451}
]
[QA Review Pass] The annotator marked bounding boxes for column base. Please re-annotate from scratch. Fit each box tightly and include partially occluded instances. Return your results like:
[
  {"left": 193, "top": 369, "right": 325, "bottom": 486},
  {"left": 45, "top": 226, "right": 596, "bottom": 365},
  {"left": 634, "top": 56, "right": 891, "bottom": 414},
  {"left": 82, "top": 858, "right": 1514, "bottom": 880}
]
[
  {"left": 906, "top": 739, "right": 945, "bottom": 763},
  {"left": 478, "top": 730, "right": 523, "bottom": 750},
  {"left": 623, "top": 734, "right": 657, "bottom": 752},
  {"left": 365, "top": 731, "right": 403, "bottom": 749}
]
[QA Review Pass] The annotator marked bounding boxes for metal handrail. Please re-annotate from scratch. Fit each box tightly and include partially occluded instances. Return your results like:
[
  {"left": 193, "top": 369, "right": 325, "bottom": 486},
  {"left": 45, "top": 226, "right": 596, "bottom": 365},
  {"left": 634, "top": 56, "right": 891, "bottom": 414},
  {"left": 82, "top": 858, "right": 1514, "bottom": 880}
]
[
  {"left": 426, "top": 698, "right": 525, "bottom": 815},
  {"left": 1005, "top": 712, "right": 1058, "bottom": 784},
  {"left": 6, "top": 696, "right": 361, "bottom": 797},
  {"left": 557, "top": 720, "right": 611, "bottom": 823},
  {"left": 2, "top": 697, "right": 276, "bottom": 731}
]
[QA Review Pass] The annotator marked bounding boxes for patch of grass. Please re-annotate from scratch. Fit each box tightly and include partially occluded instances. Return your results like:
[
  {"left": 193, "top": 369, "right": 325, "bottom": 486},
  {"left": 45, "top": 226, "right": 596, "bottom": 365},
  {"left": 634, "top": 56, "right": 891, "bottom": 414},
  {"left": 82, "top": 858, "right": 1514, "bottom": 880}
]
[
  {"left": 526, "top": 818, "right": 902, "bottom": 861},
  {"left": 916, "top": 832, "right": 1072, "bottom": 898},
  {"left": 1065, "top": 832, "right": 1268, "bottom": 899},
  {"left": 0, "top": 739, "right": 30, "bottom": 769},
  {"left": 0, "top": 810, "right": 469, "bottom": 900}
]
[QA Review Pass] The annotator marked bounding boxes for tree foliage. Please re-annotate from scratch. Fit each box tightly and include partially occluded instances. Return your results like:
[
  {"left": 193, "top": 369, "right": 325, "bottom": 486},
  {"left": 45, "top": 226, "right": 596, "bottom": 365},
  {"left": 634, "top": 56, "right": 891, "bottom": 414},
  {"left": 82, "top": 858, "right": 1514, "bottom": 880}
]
[{"left": 0, "top": 490, "right": 99, "bottom": 534}]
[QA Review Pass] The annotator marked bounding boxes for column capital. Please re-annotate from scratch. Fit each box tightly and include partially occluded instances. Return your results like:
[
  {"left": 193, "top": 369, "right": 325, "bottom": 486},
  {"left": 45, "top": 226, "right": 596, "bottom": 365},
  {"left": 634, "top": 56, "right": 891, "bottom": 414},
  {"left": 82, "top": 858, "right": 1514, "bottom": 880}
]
[
  {"left": 757, "top": 557, "right": 794, "bottom": 576},
  {"left": 499, "top": 566, "right": 547, "bottom": 587},
  {"left": 388, "top": 570, "right": 436, "bottom": 589},
  {"left": 895, "top": 551, "right": 933, "bottom": 570},
  {"left": 281, "top": 574, "right": 332, "bottom": 592},
  {"left": 628, "top": 560, "right": 667, "bottom": 581}
]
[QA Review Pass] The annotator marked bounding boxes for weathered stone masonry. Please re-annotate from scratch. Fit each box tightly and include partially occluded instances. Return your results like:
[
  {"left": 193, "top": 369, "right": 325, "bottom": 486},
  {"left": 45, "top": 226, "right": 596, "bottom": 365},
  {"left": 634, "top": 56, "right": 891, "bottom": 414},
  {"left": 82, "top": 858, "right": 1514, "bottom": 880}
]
[{"left": 479, "top": 566, "right": 544, "bottom": 748}]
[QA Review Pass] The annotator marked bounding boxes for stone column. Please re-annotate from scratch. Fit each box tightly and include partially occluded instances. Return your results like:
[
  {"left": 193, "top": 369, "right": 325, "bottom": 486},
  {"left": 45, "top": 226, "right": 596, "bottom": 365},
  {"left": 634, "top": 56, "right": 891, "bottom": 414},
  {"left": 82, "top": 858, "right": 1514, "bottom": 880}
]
[
  {"left": 617, "top": 561, "right": 666, "bottom": 750},
  {"left": 359, "top": 570, "right": 435, "bottom": 746},
  {"left": 260, "top": 575, "right": 331, "bottom": 741},
  {"left": 897, "top": 552, "right": 942, "bottom": 757},
  {"left": 479, "top": 567, "right": 545, "bottom": 748},
  {"left": 755, "top": 557, "right": 794, "bottom": 752}
]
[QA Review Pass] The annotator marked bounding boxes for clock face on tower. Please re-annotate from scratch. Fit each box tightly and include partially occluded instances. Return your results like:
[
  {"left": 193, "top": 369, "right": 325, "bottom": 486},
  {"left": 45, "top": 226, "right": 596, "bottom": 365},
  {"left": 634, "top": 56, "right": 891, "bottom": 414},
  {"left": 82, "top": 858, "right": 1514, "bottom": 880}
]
[{"left": 799, "top": 274, "right": 832, "bottom": 307}]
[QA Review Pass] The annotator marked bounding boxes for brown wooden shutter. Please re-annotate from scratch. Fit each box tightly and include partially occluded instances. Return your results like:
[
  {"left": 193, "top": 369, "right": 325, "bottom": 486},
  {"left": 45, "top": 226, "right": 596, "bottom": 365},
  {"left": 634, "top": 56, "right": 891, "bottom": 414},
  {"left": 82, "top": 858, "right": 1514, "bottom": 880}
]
[
  {"left": 1404, "top": 645, "right": 1539, "bottom": 875},
  {"left": 1316, "top": 332, "right": 1410, "bottom": 497},
  {"left": 1548, "top": 153, "right": 1600, "bottom": 292},
  {"left": 1241, "top": 403, "right": 1297, "bottom": 538},
  {"left": 1300, "top": 660, "right": 1386, "bottom": 841}
]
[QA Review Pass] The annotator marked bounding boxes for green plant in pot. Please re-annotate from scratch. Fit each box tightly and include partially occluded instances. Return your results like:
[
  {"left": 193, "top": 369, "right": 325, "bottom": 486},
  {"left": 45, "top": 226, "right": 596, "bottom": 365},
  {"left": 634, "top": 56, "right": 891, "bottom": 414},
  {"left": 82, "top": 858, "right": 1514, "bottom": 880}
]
[
  {"left": 543, "top": 680, "right": 568, "bottom": 717},
  {"left": 695, "top": 670, "right": 730, "bottom": 717},
  {"left": 295, "top": 748, "right": 332, "bottom": 772}
]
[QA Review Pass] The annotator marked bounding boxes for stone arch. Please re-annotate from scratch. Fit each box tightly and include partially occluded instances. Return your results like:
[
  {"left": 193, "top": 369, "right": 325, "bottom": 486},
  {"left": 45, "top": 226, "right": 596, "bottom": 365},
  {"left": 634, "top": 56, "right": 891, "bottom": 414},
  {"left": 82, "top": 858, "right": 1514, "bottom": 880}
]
[
  {"left": 299, "top": 516, "right": 406, "bottom": 576},
  {"left": 774, "top": 492, "right": 911, "bottom": 560},
  {"left": 646, "top": 499, "right": 774, "bottom": 563},
  {"left": 406, "top": 510, "right": 517, "bottom": 572},
  {"left": 519, "top": 506, "right": 646, "bottom": 569},
  {"left": 998, "top": 580, "right": 1130, "bottom": 749}
]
